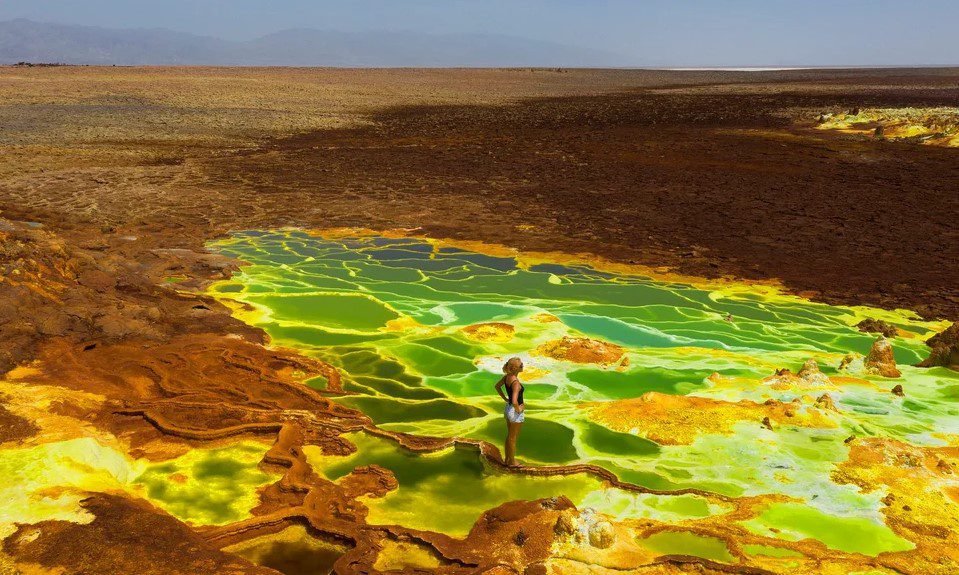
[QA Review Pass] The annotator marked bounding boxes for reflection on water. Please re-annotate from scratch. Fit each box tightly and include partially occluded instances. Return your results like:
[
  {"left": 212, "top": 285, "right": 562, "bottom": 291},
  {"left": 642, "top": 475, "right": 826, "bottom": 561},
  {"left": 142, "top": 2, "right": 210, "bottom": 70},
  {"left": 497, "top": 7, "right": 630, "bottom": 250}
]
[
  {"left": 224, "top": 525, "right": 347, "bottom": 575},
  {"left": 638, "top": 530, "right": 734, "bottom": 563}
]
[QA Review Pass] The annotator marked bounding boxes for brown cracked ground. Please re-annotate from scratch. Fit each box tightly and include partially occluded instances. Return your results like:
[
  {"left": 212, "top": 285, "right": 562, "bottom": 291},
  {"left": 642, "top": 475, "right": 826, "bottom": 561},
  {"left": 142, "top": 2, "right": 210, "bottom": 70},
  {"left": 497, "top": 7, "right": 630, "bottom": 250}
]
[{"left": 1, "top": 66, "right": 958, "bottom": 574}]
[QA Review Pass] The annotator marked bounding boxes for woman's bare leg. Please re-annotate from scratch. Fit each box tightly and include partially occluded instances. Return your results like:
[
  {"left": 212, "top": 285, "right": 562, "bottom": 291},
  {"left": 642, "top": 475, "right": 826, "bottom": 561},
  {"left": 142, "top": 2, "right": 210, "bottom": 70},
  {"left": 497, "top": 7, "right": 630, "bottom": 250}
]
[
  {"left": 513, "top": 422, "right": 522, "bottom": 465},
  {"left": 505, "top": 421, "right": 522, "bottom": 466}
]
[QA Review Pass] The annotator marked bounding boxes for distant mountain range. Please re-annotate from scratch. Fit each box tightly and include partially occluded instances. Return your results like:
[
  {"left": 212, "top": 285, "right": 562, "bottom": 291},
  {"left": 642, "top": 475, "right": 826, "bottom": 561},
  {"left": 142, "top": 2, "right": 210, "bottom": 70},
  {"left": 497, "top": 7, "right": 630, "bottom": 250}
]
[{"left": 0, "top": 19, "right": 630, "bottom": 67}]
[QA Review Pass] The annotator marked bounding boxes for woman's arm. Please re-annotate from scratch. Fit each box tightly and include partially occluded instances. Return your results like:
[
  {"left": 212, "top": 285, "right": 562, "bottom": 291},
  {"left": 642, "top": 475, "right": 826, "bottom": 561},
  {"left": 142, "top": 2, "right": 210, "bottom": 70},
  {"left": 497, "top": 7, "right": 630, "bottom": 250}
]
[
  {"left": 509, "top": 377, "right": 524, "bottom": 412},
  {"left": 495, "top": 376, "right": 509, "bottom": 402}
]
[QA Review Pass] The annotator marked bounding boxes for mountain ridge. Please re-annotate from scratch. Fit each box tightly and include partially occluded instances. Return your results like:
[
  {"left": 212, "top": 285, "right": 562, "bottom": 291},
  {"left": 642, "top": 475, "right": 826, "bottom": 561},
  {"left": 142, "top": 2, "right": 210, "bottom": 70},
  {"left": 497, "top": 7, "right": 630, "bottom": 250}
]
[{"left": 0, "top": 19, "right": 631, "bottom": 67}]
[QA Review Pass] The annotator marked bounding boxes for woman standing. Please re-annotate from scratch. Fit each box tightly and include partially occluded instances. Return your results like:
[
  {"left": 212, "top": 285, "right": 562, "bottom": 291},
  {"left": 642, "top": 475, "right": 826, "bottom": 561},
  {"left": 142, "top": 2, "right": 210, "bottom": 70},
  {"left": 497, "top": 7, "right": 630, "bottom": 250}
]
[{"left": 495, "top": 357, "right": 525, "bottom": 467}]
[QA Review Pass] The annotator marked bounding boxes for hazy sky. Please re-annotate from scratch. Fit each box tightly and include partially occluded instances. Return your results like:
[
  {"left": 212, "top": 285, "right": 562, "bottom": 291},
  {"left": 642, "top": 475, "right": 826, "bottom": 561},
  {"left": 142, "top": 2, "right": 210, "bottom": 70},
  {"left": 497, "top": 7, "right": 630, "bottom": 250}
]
[{"left": 3, "top": 0, "right": 957, "bottom": 66}]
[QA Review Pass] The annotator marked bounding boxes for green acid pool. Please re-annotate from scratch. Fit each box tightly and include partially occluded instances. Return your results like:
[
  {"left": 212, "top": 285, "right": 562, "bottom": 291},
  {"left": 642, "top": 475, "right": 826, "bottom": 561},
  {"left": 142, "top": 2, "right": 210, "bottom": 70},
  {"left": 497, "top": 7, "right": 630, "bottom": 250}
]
[
  {"left": 208, "top": 230, "right": 957, "bottom": 557},
  {"left": 303, "top": 431, "right": 725, "bottom": 537}
]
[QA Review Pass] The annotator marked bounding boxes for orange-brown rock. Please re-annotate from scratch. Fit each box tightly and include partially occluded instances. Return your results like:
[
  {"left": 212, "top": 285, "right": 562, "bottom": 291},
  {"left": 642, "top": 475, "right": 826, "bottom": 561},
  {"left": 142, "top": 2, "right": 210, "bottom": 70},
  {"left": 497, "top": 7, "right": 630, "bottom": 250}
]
[
  {"left": 11, "top": 334, "right": 347, "bottom": 414},
  {"left": 554, "top": 509, "right": 578, "bottom": 537},
  {"left": 533, "top": 336, "right": 627, "bottom": 366},
  {"left": 0, "top": 401, "right": 39, "bottom": 444},
  {"left": 4, "top": 494, "right": 275, "bottom": 575},
  {"left": 918, "top": 322, "right": 959, "bottom": 370},
  {"left": 856, "top": 318, "right": 899, "bottom": 337},
  {"left": 0, "top": 218, "right": 255, "bottom": 376},
  {"left": 865, "top": 335, "right": 901, "bottom": 378},
  {"left": 339, "top": 464, "right": 399, "bottom": 500},
  {"left": 815, "top": 393, "right": 839, "bottom": 412}
]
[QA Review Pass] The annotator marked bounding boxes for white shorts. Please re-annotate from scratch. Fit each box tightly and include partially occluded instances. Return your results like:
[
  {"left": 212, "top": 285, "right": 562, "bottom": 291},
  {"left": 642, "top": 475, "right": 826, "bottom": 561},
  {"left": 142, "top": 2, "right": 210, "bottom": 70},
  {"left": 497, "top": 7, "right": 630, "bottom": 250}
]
[{"left": 504, "top": 403, "right": 526, "bottom": 424}]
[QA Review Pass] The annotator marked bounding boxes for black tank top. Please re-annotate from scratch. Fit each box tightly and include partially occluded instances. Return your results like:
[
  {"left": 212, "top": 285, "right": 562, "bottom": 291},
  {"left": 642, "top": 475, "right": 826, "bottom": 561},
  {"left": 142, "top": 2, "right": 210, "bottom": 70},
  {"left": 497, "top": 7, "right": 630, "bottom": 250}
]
[{"left": 511, "top": 379, "right": 525, "bottom": 405}]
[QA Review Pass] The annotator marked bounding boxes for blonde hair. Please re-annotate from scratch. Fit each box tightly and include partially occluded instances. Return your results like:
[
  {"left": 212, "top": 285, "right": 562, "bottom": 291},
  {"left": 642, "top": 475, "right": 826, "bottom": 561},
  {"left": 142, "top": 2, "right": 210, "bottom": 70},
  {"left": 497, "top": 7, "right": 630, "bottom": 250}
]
[{"left": 503, "top": 357, "right": 524, "bottom": 375}]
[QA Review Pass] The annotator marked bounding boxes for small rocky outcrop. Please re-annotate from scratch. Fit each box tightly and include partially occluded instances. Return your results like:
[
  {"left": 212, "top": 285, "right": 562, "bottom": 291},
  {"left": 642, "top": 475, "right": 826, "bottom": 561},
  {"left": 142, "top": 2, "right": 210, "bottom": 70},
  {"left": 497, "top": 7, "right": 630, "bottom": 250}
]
[
  {"left": 865, "top": 336, "right": 901, "bottom": 378},
  {"left": 588, "top": 521, "right": 615, "bottom": 549},
  {"left": 797, "top": 359, "right": 819, "bottom": 376},
  {"left": 816, "top": 393, "right": 838, "bottom": 412},
  {"left": 918, "top": 322, "right": 959, "bottom": 370},
  {"left": 765, "top": 360, "right": 831, "bottom": 390},
  {"left": 553, "top": 508, "right": 616, "bottom": 549},
  {"left": 838, "top": 352, "right": 865, "bottom": 373},
  {"left": 797, "top": 359, "right": 830, "bottom": 385},
  {"left": 856, "top": 318, "right": 898, "bottom": 338},
  {"left": 554, "top": 510, "right": 578, "bottom": 537}
]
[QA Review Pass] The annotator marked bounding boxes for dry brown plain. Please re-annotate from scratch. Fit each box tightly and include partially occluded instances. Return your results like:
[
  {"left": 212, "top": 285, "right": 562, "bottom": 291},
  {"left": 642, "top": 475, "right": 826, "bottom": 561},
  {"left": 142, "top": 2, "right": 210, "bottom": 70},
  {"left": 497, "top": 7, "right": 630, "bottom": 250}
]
[{"left": 1, "top": 66, "right": 958, "bottom": 575}]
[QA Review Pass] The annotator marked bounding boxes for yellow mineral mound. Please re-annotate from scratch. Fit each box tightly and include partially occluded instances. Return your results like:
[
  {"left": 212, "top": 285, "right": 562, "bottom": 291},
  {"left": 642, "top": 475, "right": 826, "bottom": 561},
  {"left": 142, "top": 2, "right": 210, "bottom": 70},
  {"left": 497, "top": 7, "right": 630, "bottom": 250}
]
[
  {"left": 586, "top": 392, "right": 836, "bottom": 445},
  {"left": 384, "top": 316, "right": 423, "bottom": 332},
  {"left": 531, "top": 313, "right": 561, "bottom": 323},
  {"left": 533, "top": 336, "right": 627, "bottom": 366},
  {"left": 461, "top": 322, "right": 516, "bottom": 343}
]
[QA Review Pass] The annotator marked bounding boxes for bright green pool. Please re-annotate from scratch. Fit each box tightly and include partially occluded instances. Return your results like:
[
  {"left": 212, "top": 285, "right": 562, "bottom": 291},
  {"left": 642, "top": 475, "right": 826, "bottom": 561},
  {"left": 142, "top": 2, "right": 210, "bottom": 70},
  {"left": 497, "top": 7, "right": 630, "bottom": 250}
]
[{"left": 207, "top": 229, "right": 957, "bottom": 557}]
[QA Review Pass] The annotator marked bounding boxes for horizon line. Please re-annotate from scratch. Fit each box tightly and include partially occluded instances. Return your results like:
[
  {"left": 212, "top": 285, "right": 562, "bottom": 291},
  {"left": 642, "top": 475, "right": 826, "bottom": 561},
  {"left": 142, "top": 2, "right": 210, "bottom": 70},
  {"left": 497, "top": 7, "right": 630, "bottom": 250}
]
[{"left": 3, "top": 63, "right": 959, "bottom": 70}]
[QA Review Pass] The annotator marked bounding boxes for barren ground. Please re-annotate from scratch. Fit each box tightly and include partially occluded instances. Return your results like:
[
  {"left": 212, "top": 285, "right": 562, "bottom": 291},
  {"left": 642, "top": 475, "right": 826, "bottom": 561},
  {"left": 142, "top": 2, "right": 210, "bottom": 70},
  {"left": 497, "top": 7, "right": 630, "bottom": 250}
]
[{"left": 1, "top": 66, "right": 958, "bottom": 575}]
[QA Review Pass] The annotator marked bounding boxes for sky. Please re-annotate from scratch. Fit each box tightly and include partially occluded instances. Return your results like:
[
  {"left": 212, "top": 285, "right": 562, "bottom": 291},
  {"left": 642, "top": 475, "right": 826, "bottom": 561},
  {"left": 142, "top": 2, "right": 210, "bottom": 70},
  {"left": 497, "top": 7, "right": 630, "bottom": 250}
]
[{"left": 2, "top": 0, "right": 957, "bottom": 66}]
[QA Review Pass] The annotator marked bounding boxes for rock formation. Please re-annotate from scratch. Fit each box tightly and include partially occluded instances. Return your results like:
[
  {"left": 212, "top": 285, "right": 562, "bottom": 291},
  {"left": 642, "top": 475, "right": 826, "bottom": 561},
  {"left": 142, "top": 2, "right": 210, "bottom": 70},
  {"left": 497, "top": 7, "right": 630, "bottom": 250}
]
[
  {"left": 918, "top": 322, "right": 959, "bottom": 370},
  {"left": 816, "top": 393, "right": 839, "bottom": 412},
  {"left": 766, "top": 359, "right": 833, "bottom": 390},
  {"left": 588, "top": 521, "right": 615, "bottom": 549},
  {"left": 838, "top": 352, "right": 866, "bottom": 373},
  {"left": 797, "top": 358, "right": 831, "bottom": 386},
  {"left": 865, "top": 335, "right": 901, "bottom": 378},
  {"left": 856, "top": 318, "right": 899, "bottom": 337},
  {"left": 553, "top": 508, "right": 616, "bottom": 551}
]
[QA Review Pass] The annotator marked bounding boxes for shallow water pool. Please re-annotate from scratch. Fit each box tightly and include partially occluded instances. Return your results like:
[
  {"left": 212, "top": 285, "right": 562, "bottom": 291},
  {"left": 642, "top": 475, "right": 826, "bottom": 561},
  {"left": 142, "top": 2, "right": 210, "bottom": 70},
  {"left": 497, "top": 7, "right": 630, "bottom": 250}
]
[{"left": 208, "top": 230, "right": 957, "bottom": 557}]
